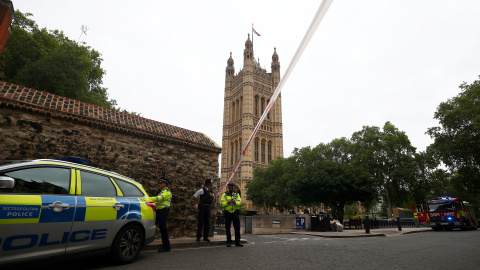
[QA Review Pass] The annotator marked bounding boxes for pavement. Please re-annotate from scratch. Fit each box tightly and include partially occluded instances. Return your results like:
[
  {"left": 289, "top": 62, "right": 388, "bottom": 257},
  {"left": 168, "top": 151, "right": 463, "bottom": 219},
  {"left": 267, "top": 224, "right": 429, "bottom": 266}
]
[{"left": 144, "top": 227, "right": 432, "bottom": 251}]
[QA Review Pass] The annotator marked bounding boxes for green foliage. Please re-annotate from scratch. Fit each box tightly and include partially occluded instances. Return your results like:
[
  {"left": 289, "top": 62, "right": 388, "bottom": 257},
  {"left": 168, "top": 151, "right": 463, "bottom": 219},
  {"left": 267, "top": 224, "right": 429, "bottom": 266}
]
[
  {"left": 247, "top": 138, "right": 375, "bottom": 222},
  {"left": 238, "top": 202, "right": 248, "bottom": 215},
  {"left": 427, "top": 76, "right": 480, "bottom": 195},
  {"left": 343, "top": 203, "right": 361, "bottom": 219},
  {"left": 350, "top": 122, "right": 417, "bottom": 217},
  {"left": 0, "top": 11, "right": 116, "bottom": 109},
  {"left": 246, "top": 118, "right": 480, "bottom": 220},
  {"left": 246, "top": 157, "right": 298, "bottom": 213},
  {"left": 289, "top": 140, "right": 375, "bottom": 222}
]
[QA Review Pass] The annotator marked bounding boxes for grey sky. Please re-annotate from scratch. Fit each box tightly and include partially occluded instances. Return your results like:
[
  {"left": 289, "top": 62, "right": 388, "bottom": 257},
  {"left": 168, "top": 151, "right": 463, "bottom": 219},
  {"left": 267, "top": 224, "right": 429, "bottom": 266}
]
[{"left": 13, "top": 0, "right": 480, "bottom": 159}]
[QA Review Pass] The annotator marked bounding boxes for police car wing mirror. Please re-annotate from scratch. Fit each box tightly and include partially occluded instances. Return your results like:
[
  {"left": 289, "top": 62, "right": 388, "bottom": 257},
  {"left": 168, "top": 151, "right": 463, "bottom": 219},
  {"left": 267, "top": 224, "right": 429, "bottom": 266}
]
[
  {"left": 0, "top": 176, "right": 15, "bottom": 189},
  {"left": 112, "top": 202, "right": 125, "bottom": 211}
]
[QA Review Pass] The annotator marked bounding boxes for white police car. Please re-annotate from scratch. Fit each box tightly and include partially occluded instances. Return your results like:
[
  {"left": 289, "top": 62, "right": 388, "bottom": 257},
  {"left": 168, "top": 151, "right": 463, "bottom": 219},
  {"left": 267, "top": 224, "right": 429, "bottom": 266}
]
[{"left": 0, "top": 158, "right": 156, "bottom": 265}]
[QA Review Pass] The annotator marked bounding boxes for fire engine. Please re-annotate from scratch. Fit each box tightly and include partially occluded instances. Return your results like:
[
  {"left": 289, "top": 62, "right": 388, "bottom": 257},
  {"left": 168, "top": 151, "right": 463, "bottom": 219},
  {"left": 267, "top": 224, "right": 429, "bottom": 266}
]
[{"left": 412, "top": 197, "right": 478, "bottom": 231}]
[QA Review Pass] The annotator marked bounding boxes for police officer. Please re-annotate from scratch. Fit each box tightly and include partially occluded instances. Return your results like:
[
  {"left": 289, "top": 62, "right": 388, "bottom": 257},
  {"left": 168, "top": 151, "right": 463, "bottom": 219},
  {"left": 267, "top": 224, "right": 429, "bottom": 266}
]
[
  {"left": 193, "top": 178, "right": 215, "bottom": 242},
  {"left": 150, "top": 177, "right": 172, "bottom": 252},
  {"left": 220, "top": 182, "right": 243, "bottom": 247}
]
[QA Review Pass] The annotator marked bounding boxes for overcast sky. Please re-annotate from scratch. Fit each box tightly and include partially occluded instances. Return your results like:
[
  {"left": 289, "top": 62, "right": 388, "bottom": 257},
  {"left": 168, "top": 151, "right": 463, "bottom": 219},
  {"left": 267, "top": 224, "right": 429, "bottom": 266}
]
[{"left": 13, "top": 0, "right": 480, "bottom": 160}]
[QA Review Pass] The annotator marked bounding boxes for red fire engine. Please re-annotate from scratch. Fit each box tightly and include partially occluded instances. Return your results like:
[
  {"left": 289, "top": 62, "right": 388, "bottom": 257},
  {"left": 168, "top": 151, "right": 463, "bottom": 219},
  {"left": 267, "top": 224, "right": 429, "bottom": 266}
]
[{"left": 412, "top": 197, "right": 478, "bottom": 230}]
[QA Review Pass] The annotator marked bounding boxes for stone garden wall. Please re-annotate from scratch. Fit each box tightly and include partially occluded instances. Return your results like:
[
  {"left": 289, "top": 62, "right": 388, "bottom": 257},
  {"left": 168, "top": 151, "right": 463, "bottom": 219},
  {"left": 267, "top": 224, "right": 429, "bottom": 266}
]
[{"left": 0, "top": 81, "right": 222, "bottom": 237}]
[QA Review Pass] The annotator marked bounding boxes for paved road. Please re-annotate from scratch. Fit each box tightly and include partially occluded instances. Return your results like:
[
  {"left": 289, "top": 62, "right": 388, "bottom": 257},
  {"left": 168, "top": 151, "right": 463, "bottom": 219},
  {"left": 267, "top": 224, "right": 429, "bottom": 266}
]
[{"left": 5, "top": 229, "right": 480, "bottom": 269}]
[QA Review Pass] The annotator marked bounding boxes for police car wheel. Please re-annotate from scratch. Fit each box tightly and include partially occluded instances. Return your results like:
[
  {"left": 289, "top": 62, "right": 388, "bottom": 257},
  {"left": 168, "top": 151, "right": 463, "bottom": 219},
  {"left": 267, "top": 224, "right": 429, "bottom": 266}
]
[{"left": 111, "top": 224, "right": 144, "bottom": 264}]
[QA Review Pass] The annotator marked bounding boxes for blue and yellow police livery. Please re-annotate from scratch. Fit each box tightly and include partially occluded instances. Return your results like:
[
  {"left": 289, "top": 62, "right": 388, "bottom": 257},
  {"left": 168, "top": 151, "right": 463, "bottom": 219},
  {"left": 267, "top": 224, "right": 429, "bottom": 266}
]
[{"left": 0, "top": 159, "right": 156, "bottom": 265}]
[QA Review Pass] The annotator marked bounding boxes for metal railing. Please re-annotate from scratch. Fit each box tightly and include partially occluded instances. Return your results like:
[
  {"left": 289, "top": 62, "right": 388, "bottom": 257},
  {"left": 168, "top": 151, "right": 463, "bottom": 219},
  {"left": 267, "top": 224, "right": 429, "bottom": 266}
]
[{"left": 344, "top": 218, "right": 417, "bottom": 229}]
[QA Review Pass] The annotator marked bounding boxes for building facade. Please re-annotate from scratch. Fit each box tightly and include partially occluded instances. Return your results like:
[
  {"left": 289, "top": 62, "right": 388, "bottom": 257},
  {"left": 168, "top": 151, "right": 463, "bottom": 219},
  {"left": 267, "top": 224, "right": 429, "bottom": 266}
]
[{"left": 220, "top": 34, "right": 284, "bottom": 211}]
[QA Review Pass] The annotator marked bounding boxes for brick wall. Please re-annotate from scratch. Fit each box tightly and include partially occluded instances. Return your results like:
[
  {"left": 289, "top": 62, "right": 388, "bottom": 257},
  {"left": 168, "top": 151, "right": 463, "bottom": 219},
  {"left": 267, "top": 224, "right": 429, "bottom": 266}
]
[{"left": 0, "top": 81, "right": 222, "bottom": 237}]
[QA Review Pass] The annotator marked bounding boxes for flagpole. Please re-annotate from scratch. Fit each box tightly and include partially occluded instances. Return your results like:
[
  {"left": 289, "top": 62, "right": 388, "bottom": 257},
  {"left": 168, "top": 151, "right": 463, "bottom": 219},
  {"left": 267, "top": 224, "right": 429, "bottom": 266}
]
[{"left": 251, "top": 23, "right": 254, "bottom": 45}]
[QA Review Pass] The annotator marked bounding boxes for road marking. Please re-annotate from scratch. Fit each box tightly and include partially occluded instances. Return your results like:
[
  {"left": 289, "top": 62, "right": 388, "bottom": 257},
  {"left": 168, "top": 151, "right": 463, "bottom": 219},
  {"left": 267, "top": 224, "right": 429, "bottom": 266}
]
[{"left": 259, "top": 235, "right": 328, "bottom": 244}]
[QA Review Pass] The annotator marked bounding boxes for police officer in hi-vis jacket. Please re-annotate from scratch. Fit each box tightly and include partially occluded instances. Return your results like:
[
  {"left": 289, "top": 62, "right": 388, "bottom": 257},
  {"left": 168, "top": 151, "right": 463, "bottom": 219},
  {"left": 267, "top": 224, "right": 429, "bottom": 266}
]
[
  {"left": 220, "top": 182, "right": 243, "bottom": 247},
  {"left": 150, "top": 177, "right": 172, "bottom": 252}
]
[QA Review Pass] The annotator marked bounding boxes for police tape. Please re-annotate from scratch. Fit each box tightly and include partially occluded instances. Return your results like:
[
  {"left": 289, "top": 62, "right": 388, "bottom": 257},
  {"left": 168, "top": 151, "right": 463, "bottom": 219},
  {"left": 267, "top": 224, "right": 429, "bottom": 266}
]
[{"left": 218, "top": 0, "right": 335, "bottom": 196}]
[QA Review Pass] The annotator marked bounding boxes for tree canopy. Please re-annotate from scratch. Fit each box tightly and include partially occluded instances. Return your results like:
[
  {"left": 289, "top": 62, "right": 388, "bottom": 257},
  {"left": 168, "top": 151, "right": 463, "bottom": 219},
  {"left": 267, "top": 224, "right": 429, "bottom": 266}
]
[
  {"left": 427, "top": 76, "right": 480, "bottom": 194},
  {"left": 246, "top": 157, "right": 298, "bottom": 213},
  {"left": 0, "top": 10, "right": 116, "bottom": 108},
  {"left": 247, "top": 138, "right": 376, "bottom": 222},
  {"left": 350, "top": 122, "right": 417, "bottom": 217},
  {"left": 246, "top": 122, "right": 440, "bottom": 220},
  {"left": 289, "top": 139, "right": 375, "bottom": 222}
]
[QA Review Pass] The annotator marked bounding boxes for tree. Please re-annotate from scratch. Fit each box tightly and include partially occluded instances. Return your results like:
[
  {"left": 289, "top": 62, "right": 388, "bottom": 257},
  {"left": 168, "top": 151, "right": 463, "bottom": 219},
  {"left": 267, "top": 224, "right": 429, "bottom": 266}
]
[
  {"left": 408, "top": 151, "right": 438, "bottom": 203},
  {"left": 350, "top": 122, "right": 417, "bottom": 217},
  {"left": 246, "top": 156, "right": 298, "bottom": 213},
  {"left": 427, "top": 76, "right": 480, "bottom": 194},
  {"left": 289, "top": 140, "right": 375, "bottom": 223},
  {"left": 0, "top": 11, "right": 116, "bottom": 108}
]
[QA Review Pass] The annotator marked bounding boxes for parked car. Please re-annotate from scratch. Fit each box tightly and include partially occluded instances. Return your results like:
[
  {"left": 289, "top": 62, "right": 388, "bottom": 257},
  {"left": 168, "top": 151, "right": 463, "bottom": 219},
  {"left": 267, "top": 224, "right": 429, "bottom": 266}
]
[{"left": 0, "top": 158, "right": 156, "bottom": 265}]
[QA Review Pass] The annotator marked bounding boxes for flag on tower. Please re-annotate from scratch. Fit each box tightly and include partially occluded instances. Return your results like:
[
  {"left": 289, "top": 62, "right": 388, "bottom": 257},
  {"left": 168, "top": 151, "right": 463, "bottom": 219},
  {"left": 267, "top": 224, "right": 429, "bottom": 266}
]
[{"left": 253, "top": 27, "right": 261, "bottom": 36}]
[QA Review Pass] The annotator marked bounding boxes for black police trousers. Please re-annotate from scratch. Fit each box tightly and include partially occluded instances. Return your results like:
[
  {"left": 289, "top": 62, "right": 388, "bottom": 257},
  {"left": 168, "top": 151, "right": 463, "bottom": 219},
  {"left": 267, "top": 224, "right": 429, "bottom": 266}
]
[
  {"left": 225, "top": 210, "right": 240, "bottom": 244},
  {"left": 196, "top": 205, "right": 211, "bottom": 240},
  {"left": 156, "top": 208, "right": 170, "bottom": 249}
]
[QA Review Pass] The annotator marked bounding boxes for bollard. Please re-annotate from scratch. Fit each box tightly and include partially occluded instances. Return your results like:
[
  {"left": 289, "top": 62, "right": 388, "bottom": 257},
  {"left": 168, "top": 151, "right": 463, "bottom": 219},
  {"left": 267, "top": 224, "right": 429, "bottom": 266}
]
[
  {"left": 397, "top": 216, "right": 402, "bottom": 231},
  {"left": 365, "top": 216, "right": 370, "bottom": 234}
]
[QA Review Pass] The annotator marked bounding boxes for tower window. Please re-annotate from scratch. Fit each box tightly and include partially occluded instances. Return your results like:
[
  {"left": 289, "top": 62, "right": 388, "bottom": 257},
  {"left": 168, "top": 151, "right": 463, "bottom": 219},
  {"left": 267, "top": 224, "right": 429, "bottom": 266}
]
[
  {"left": 235, "top": 140, "right": 238, "bottom": 164},
  {"left": 261, "top": 98, "right": 265, "bottom": 115},
  {"left": 268, "top": 141, "right": 272, "bottom": 163},
  {"left": 231, "top": 143, "right": 234, "bottom": 165},
  {"left": 239, "top": 137, "right": 242, "bottom": 157},
  {"left": 267, "top": 99, "right": 270, "bottom": 119},
  {"left": 261, "top": 140, "right": 266, "bottom": 163},
  {"left": 240, "top": 96, "right": 243, "bottom": 118},
  {"left": 254, "top": 139, "right": 259, "bottom": 162}
]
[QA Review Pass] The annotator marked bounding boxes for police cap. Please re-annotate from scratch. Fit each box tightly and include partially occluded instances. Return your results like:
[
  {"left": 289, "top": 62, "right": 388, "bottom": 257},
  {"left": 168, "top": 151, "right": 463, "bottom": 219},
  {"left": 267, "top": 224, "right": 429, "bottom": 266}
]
[
  {"left": 205, "top": 178, "right": 213, "bottom": 185},
  {"left": 227, "top": 182, "right": 235, "bottom": 188},
  {"left": 159, "top": 177, "right": 170, "bottom": 184}
]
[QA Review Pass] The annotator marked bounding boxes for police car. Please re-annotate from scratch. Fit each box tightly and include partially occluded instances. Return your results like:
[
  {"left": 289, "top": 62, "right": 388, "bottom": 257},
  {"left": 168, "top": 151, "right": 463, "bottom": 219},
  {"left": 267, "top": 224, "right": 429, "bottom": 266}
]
[{"left": 0, "top": 158, "right": 156, "bottom": 265}]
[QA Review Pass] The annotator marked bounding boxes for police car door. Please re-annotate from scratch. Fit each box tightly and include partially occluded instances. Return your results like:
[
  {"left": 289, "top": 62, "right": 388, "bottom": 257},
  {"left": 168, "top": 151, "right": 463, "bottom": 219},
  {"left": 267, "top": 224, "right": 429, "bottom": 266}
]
[
  {"left": 66, "top": 170, "right": 129, "bottom": 253},
  {"left": 0, "top": 166, "right": 76, "bottom": 264}
]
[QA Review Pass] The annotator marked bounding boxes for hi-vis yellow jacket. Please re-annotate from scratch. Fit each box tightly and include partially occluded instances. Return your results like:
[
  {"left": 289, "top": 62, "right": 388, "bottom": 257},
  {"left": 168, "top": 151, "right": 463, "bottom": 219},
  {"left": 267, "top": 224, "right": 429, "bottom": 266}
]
[
  {"left": 220, "top": 192, "right": 241, "bottom": 213},
  {"left": 149, "top": 188, "right": 171, "bottom": 209}
]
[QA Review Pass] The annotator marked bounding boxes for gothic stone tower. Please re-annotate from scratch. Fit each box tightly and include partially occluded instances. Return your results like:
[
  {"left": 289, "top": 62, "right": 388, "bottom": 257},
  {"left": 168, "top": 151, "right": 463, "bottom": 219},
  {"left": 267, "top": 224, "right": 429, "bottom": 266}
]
[{"left": 221, "top": 34, "right": 284, "bottom": 211}]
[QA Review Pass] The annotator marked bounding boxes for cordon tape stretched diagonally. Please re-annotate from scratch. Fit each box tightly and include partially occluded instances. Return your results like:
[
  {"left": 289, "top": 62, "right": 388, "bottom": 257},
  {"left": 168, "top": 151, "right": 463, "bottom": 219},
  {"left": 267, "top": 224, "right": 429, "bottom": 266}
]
[{"left": 218, "top": 0, "right": 335, "bottom": 196}]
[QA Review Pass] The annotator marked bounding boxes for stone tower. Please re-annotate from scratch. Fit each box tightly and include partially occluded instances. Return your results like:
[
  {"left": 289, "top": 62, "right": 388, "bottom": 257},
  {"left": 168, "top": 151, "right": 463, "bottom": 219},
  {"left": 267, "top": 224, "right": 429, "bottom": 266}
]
[{"left": 221, "top": 34, "right": 284, "bottom": 211}]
